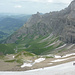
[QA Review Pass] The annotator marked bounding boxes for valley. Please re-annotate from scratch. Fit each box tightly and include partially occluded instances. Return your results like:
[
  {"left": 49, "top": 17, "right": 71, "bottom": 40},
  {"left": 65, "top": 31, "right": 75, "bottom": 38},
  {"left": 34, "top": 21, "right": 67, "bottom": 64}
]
[
  {"left": 0, "top": 14, "right": 31, "bottom": 42},
  {"left": 0, "top": 0, "right": 75, "bottom": 73}
]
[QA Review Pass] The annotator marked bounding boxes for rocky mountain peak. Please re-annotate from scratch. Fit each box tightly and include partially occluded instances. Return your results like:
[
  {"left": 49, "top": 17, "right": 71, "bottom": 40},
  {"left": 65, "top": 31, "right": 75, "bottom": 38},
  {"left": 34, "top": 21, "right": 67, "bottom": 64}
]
[
  {"left": 25, "top": 12, "right": 42, "bottom": 27},
  {"left": 36, "top": 12, "right": 40, "bottom": 15},
  {"left": 68, "top": 0, "right": 75, "bottom": 11},
  {"left": 64, "top": 0, "right": 75, "bottom": 19}
]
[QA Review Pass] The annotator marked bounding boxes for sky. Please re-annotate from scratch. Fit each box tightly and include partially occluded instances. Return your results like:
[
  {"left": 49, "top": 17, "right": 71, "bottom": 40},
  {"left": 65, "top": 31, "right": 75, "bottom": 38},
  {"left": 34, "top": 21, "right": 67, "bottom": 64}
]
[{"left": 0, "top": 0, "right": 72, "bottom": 14}]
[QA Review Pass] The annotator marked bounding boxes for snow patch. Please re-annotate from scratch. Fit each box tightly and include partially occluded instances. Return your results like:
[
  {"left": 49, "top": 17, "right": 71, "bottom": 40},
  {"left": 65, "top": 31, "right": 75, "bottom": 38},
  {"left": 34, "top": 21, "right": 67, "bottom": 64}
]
[
  {"left": 55, "top": 53, "right": 75, "bottom": 58},
  {"left": 51, "top": 59, "right": 67, "bottom": 62},
  {"left": 48, "top": 63, "right": 53, "bottom": 65},
  {"left": 1, "top": 61, "right": 75, "bottom": 75},
  {"left": 45, "top": 42, "right": 56, "bottom": 48},
  {"left": 21, "top": 63, "right": 32, "bottom": 68},
  {"left": 67, "top": 44, "right": 75, "bottom": 49},
  {"left": 62, "top": 53, "right": 75, "bottom": 58},
  {"left": 13, "top": 56, "right": 15, "bottom": 58},
  {"left": 21, "top": 58, "right": 45, "bottom": 68},
  {"left": 39, "top": 34, "right": 53, "bottom": 43},
  {"left": 51, "top": 56, "right": 75, "bottom": 62},
  {"left": 55, "top": 55, "right": 61, "bottom": 58},
  {"left": 45, "top": 40, "right": 60, "bottom": 48},
  {"left": 56, "top": 44, "right": 66, "bottom": 50},
  {"left": 34, "top": 58, "right": 45, "bottom": 63}
]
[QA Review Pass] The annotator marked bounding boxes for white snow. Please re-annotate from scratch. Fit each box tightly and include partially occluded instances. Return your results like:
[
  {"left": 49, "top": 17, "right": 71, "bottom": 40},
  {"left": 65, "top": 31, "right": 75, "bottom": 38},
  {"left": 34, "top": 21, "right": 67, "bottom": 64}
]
[
  {"left": 21, "top": 58, "right": 45, "bottom": 68},
  {"left": 48, "top": 63, "right": 53, "bottom": 65},
  {"left": 56, "top": 44, "right": 66, "bottom": 50},
  {"left": 1, "top": 61, "right": 75, "bottom": 75},
  {"left": 27, "top": 60, "right": 33, "bottom": 63},
  {"left": 51, "top": 59, "right": 67, "bottom": 62},
  {"left": 45, "top": 42, "right": 56, "bottom": 48},
  {"left": 20, "top": 53, "right": 75, "bottom": 68},
  {"left": 55, "top": 55, "right": 61, "bottom": 58},
  {"left": 45, "top": 40, "right": 60, "bottom": 48},
  {"left": 39, "top": 34, "right": 53, "bottom": 43},
  {"left": 34, "top": 58, "right": 45, "bottom": 63},
  {"left": 54, "top": 53, "right": 75, "bottom": 59},
  {"left": 21, "top": 63, "right": 32, "bottom": 68},
  {"left": 51, "top": 56, "right": 75, "bottom": 62},
  {"left": 67, "top": 44, "right": 75, "bottom": 49},
  {"left": 13, "top": 56, "right": 15, "bottom": 58},
  {"left": 62, "top": 53, "right": 75, "bottom": 58}
]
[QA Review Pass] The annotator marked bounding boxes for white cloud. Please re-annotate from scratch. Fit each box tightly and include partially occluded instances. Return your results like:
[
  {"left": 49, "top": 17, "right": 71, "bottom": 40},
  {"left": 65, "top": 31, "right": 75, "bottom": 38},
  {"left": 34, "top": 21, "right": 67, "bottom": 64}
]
[
  {"left": 30, "top": 0, "right": 53, "bottom": 2},
  {"left": 14, "top": 5, "right": 22, "bottom": 8},
  {"left": 38, "top": 0, "right": 72, "bottom": 3},
  {"left": 51, "top": 0, "right": 72, "bottom": 4},
  {"left": 14, "top": 0, "right": 53, "bottom": 2},
  {"left": 14, "top": 0, "right": 72, "bottom": 4},
  {"left": 0, "top": 0, "right": 72, "bottom": 4}
]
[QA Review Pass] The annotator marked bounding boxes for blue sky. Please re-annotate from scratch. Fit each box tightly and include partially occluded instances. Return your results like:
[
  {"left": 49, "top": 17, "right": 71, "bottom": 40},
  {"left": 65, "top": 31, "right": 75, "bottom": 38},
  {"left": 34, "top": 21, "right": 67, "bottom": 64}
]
[{"left": 0, "top": 0, "right": 72, "bottom": 14}]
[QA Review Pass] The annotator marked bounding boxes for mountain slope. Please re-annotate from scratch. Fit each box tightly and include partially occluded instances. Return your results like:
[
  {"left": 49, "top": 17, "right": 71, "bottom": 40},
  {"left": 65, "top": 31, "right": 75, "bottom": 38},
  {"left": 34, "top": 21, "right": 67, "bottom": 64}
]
[
  {"left": 4, "top": 0, "right": 75, "bottom": 43},
  {"left": 1, "top": 0, "right": 75, "bottom": 55},
  {"left": 0, "top": 14, "right": 31, "bottom": 42}
]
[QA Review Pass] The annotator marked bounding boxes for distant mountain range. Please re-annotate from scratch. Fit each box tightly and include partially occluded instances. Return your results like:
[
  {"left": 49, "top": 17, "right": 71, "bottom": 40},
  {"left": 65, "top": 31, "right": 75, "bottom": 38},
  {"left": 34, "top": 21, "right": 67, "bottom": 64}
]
[{"left": 0, "top": 14, "right": 31, "bottom": 42}]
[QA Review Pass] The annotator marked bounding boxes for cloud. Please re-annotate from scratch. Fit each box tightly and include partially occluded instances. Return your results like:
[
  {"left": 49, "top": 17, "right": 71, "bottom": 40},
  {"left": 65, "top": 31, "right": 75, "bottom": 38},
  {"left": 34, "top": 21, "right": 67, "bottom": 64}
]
[
  {"left": 0, "top": 0, "right": 72, "bottom": 14},
  {"left": 14, "top": 0, "right": 72, "bottom": 3},
  {"left": 12, "top": 0, "right": 52, "bottom": 3},
  {"left": 0, "top": 0, "right": 72, "bottom": 3},
  {"left": 51, "top": 0, "right": 72, "bottom": 4},
  {"left": 14, "top": 5, "right": 22, "bottom": 8},
  {"left": 36, "top": 0, "right": 72, "bottom": 3}
]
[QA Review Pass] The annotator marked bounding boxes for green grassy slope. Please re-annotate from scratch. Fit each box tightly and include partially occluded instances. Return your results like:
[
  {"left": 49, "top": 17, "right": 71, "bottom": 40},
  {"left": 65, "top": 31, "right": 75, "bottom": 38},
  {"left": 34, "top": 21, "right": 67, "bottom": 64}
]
[
  {"left": 0, "top": 34, "right": 66, "bottom": 55},
  {"left": 0, "top": 44, "right": 15, "bottom": 55}
]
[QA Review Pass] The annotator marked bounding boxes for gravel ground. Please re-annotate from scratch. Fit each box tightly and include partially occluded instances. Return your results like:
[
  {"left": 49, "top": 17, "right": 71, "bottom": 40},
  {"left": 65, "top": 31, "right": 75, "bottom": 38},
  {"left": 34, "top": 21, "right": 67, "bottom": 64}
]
[{"left": 0, "top": 61, "right": 75, "bottom": 75}]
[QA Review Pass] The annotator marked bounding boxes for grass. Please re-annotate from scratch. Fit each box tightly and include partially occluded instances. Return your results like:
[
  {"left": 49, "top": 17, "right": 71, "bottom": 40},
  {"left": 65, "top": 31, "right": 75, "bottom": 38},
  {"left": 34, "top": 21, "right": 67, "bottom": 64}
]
[
  {"left": 15, "top": 51, "right": 35, "bottom": 58},
  {"left": 0, "top": 55, "right": 5, "bottom": 59},
  {"left": 0, "top": 43, "right": 16, "bottom": 55},
  {"left": 5, "top": 59, "right": 15, "bottom": 62},
  {"left": 58, "top": 48, "right": 66, "bottom": 53},
  {"left": 56, "top": 42, "right": 64, "bottom": 48},
  {"left": 24, "top": 35, "right": 59, "bottom": 55},
  {"left": 16, "top": 59, "right": 23, "bottom": 64},
  {"left": 44, "top": 56, "right": 54, "bottom": 58},
  {"left": 15, "top": 34, "right": 61, "bottom": 55},
  {"left": 0, "top": 34, "right": 63, "bottom": 56},
  {"left": 5, "top": 59, "right": 23, "bottom": 64}
]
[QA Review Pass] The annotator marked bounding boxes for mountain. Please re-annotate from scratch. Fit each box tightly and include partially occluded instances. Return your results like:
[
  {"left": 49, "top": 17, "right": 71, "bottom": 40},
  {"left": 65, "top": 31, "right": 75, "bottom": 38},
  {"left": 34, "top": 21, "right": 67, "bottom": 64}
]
[
  {"left": 0, "top": 31, "right": 8, "bottom": 40},
  {"left": 1, "top": 0, "right": 75, "bottom": 55},
  {"left": 4, "top": 0, "right": 75, "bottom": 43},
  {"left": 0, "top": 14, "right": 31, "bottom": 42}
]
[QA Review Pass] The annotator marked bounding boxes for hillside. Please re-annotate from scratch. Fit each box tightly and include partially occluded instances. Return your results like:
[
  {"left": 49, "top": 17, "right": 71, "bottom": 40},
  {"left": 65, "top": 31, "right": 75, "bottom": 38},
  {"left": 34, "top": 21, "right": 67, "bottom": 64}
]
[
  {"left": 0, "top": 14, "right": 31, "bottom": 42},
  {"left": 4, "top": 0, "right": 75, "bottom": 44},
  {"left": 0, "top": 31, "right": 8, "bottom": 42},
  {"left": 0, "top": 0, "right": 75, "bottom": 56},
  {"left": 0, "top": 0, "right": 75, "bottom": 71}
]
